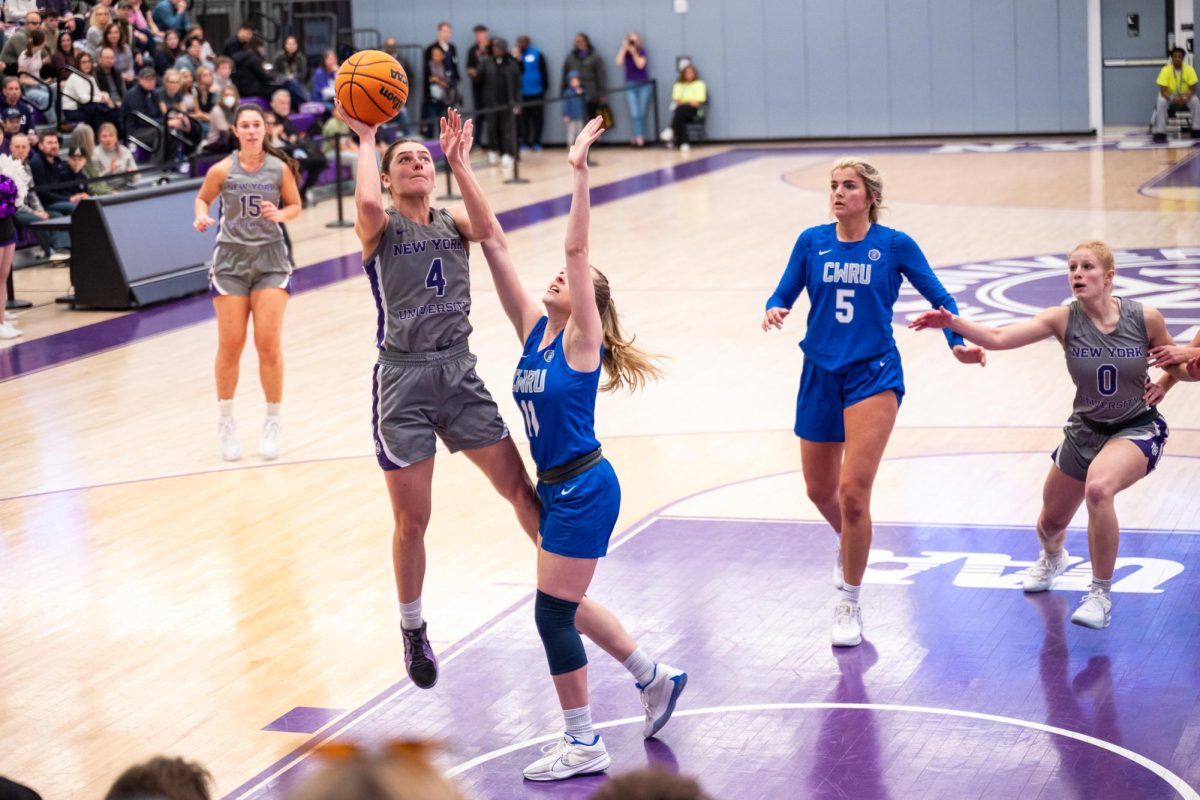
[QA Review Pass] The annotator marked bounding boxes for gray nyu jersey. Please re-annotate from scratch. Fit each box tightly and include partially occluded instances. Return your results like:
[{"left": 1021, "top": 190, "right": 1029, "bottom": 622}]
[
  {"left": 1063, "top": 298, "right": 1150, "bottom": 426},
  {"left": 216, "top": 153, "right": 285, "bottom": 247},
  {"left": 364, "top": 207, "right": 472, "bottom": 353}
]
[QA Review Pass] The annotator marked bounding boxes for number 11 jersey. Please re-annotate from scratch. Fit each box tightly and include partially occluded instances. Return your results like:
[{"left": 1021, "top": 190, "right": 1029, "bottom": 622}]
[{"left": 364, "top": 207, "right": 473, "bottom": 353}]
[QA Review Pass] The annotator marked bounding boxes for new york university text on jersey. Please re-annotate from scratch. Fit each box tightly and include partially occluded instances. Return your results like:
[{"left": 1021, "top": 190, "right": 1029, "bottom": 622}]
[{"left": 392, "top": 238, "right": 465, "bottom": 256}]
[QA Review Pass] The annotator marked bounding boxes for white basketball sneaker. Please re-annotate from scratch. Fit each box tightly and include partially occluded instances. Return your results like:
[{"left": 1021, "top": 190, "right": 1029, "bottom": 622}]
[
  {"left": 1070, "top": 589, "right": 1111, "bottom": 630},
  {"left": 638, "top": 663, "right": 688, "bottom": 738},
  {"left": 260, "top": 416, "right": 282, "bottom": 460},
  {"left": 522, "top": 733, "right": 611, "bottom": 782},
  {"left": 218, "top": 417, "right": 241, "bottom": 461},
  {"left": 831, "top": 600, "right": 863, "bottom": 647},
  {"left": 1023, "top": 548, "right": 1069, "bottom": 592}
]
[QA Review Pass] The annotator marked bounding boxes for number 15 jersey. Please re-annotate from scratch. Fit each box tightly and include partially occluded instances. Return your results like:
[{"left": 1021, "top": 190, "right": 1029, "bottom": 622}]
[
  {"left": 364, "top": 207, "right": 472, "bottom": 353},
  {"left": 765, "top": 223, "right": 964, "bottom": 372}
]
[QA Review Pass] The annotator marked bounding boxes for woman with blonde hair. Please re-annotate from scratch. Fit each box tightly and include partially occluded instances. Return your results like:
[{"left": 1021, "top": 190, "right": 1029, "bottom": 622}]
[
  {"left": 763, "top": 157, "right": 984, "bottom": 647},
  {"left": 911, "top": 240, "right": 1182, "bottom": 629},
  {"left": 480, "top": 116, "right": 685, "bottom": 781}
]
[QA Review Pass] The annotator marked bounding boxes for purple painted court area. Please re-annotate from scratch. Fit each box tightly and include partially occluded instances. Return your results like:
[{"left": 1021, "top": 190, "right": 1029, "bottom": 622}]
[
  {"left": 228, "top": 518, "right": 1200, "bottom": 799},
  {"left": 262, "top": 707, "right": 344, "bottom": 734}
]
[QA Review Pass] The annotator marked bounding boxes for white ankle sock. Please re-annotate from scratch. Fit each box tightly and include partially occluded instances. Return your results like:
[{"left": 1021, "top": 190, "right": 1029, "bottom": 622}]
[
  {"left": 266, "top": 402, "right": 281, "bottom": 418},
  {"left": 218, "top": 399, "right": 234, "bottom": 418},
  {"left": 840, "top": 582, "right": 862, "bottom": 606},
  {"left": 399, "top": 598, "right": 423, "bottom": 630},
  {"left": 563, "top": 705, "right": 595, "bottom": 742},
  {"left": 622, "top": 648, "right": 656, "bottom": 687},
  {"left": 1091, "top": 577, "right": 1112, "bottom": 595}
]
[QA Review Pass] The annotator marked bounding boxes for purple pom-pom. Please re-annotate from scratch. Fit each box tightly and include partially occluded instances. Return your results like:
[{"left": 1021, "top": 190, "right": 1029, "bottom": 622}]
[{"left": 0, "top": 175, "right": 17, "bottom": 218}]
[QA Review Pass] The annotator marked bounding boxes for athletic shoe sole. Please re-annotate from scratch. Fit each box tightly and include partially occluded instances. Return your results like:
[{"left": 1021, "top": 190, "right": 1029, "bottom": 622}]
[
  {"left": 523, "top": 752, "right": 612, "bottom": 782},
  {"left": 645, "top": 672, "right": 688, "bottom": 739}
]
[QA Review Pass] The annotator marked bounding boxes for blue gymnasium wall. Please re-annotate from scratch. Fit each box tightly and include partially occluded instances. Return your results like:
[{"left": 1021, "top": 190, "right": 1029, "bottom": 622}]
[{"left": 352, "top": 0, "right": 1090, "bottom": 141}]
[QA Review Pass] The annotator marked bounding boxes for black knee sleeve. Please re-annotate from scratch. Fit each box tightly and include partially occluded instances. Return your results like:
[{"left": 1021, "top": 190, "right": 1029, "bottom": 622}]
[{"left": 534, "top": 590, "right": 587, "bottom": 676}]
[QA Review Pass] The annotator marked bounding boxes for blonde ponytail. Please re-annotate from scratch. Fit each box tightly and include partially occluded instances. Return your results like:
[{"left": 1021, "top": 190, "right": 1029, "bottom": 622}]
[{"left": 591, "top": 268, "right": 664, "bottom": 393}]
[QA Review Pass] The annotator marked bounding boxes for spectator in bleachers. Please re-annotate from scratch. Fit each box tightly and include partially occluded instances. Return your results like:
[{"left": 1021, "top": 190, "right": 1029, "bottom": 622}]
[
  {"left": 16, "top": 29, "right": 52, "bottom": 113},
  {"left": 1152, "top": 46, "right": 1200, "bottom": 142},
  {"left": 31, "top": 131, "right": 86, "bottom": 218},
  {"left": 561, "top": 32, "right": 605, "bottom": 119},
  {"left": 562, "top": 69, "right": 585, "bottom": 142},
  {"left": 424, "top": 22, "right": 460, "bottom": 88},
  {"left": 67, "top": 119, "right": 94, "bottom": 156},
  {"left": 211, "top": 55, "right": 233, "bottom": 93},
  {"left": 101, "top": 22, "right": 137, "bottom": 82},
  {"left": 272, "top": 35, "right": 309, "bottom": 110},
  {"left": 478, "top": 37, "right": 521, "bottom": 169},
  {"left": 186, "top": 24, "right": 215, "bottom": 66},
  {"left": 271, "top": 87, "right": 325, "bottom": 205},
  {"left": 50, "top": 30, "right": 78, "bottom": 74},
  {"left": 465, "top": 23, "right": 490, "bottom": 110},
  {"left": 515, "top": 35, "right": 547, "bottom": 150},
  {"left": 221, "top": 20, "right": 254, "bottom": 59},
  {"left": 615, "top": 31, "right": 650, "bottom": 147},
  {"left": 159, "top": 67, "right": 200, "bottom": 153},
  {"left": 120, "top": 66, "right": 163, "bottom": 146},
  {"left": 199, "top": 82, "right": 236, "bottom": 152},
  {"left": 124, "top": 0, "right": 160, "bottom": 54},
  {"left": 1, "top": 107, "right": 23, "bottom": 153},
  {"left": 9, "top": 133, "right": 69, "bottom": 259},
  {"left": 173, "top": 34, "right": 203, "bottom": 75},
  {"left": 85, "top": 4, "right": 113, "bottom": 57},
  {"left": 153, "top": 27, "right": 182, "bottom": 74},
  {"left": 310, "top": 49, "right": 337, "bottom": 109},
  {"left": 61, "top": 51, "right": 120, "bottom": 131},
  {"left": 230, "top": 37, "right": 275, "bottom": 101},
  {"left": 1, "top": 79, "right": 36, "bottom": 140},
  {"left": 95, "top": 46, "right": 126, "bottom": 103},
  {"left": 114, "top": 1, "right": 152, "bottom": 55},
  {"left": 104, "top": 755, "right": 213, "bottom": 800},
  {"left": 320, "top": 109, "right": 356, "bottom": 186},
  {"left": 67, "top": 144, "right": 112, "bottom": 194},
  {"left": 93, "top": 121, "right": 137, "bottom": 186},
  {"left": 0, "top": 10, "right": 43, "bottom": 68},
  {"left": 191, "top": 64, "right": 215, "bottom": 122},
  {"left": 669, "top": 62, "right": 705, "bottom": 154},
  {"left": 42, "top": 10, "right": 71, "bottom": 55},
  {"left": 150, "top": 0, "right": 189, "bottom": 36}
]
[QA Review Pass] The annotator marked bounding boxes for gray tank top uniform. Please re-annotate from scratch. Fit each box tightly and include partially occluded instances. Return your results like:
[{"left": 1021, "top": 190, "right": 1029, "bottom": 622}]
[
  {"left": 217, "top": 153, "right": 285, "bottom": 247},
  {"left": 1054, "top": 298, "right": 1168, "bottom": 480},
  {"left": 366, "top": 208, "right": 507, "bottom": 469}
]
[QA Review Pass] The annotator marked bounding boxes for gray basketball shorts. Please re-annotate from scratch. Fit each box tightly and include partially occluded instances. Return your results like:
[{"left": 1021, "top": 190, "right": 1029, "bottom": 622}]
[
  {"left": 1051, "top": 415, "right": 1169, "bottom": 482},
  {"left": 209, "top": 241, "right": 293, "bottom": 297},
  {"left": 372, "top": 342, "right": 510, "bottom": 470}
]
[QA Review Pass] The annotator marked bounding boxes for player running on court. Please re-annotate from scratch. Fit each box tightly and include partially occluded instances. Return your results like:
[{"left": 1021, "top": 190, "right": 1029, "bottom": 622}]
[
  {"left": 762, "top": 158, "right": 985, "bottom": 647},
  {"left": 910, "top": 240, "right": 1185, "bottom": 629}
]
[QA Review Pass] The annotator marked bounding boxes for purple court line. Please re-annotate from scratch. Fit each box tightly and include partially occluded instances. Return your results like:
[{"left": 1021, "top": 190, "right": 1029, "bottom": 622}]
[
  {"left": 1137, "top": 149, "right": 1200, "bottom": 198},
  {"left": 2, "top": 139, "right": 1130, "bottom": 384},
  {"left": 219, "top": 448, "right": 1199, "bottom": 798}
]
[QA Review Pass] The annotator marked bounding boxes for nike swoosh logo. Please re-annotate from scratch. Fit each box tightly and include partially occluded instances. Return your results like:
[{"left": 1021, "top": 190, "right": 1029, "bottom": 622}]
[
  {"left": 879, "top": 361, "right": 887, "bottom": 368},
  {"left": 819, "top": 249, "right": 832, "bottom": 255},
  {"left": 561, "top": 485, "right": 578, "bottom": 496}
]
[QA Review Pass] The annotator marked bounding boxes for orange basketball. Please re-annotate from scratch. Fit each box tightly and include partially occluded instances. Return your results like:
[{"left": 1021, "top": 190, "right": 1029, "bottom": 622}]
[{"left": 335, "top": 50, "right": 409, "bottom": 126}]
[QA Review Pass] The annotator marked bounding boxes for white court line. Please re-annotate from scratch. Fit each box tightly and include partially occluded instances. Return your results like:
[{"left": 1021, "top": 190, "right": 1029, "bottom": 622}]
[{"left": 445, "top": 702, "right": 1199, "bottom": 799}]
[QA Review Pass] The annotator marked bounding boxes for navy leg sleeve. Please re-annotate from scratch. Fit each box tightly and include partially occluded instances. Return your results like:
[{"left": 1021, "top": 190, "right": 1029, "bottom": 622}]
[{"left": 534, "top": 590, "right": 587, "bottom": 676}]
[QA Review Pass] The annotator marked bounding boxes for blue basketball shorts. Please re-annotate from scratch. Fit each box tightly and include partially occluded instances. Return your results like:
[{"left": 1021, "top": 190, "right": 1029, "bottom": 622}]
[
  {"left": 794, "top": 350, "right": 906, "bottom": 443},
  {"left": 537, "top": 457, "right": 621, "bottom": 559}
]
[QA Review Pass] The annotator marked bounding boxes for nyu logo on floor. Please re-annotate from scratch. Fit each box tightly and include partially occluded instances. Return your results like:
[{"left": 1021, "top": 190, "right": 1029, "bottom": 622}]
[{"left": 894, "top": 247, "right": 1200, "bottom": 342}]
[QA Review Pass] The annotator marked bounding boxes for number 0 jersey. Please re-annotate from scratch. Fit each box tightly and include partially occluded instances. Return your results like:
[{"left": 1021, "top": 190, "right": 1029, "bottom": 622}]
[
  {"left": 512, "top": 317, "right": 602, "bottom": 472},
  {"left": 766, "top": 223, "right": 964, "bottom": 371},
  {"left": 1064, "top": 298, "right": 1152, "bottom": 426},
  {"left": 216, "top": 153, "right": 285, "bottom": 247},
  {"left": 364, "top": 207, "right": 472, "bottom": 353}
]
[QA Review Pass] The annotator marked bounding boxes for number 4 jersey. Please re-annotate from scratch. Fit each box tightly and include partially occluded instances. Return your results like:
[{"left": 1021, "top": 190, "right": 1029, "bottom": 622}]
[
  {"left": 766, "top": 223, "right": 963, "bottom": 371},
  {"left": 364, "top": 207, "right": 472, "bottom": 353},
  {"left": 217, "top": 153, "right": 285, "bottom": 247}
]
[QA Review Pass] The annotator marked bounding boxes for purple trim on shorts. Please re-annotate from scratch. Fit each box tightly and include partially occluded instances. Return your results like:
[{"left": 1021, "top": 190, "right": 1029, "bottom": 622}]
[
  {"left": 1132, "top": 417, "right": 1169, "bottom": 474},
  {"left": 370, "top": 361, "right": 396, "bottom": 470}
]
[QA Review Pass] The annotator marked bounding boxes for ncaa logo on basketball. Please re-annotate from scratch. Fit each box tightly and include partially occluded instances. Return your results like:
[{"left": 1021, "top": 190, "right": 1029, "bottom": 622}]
[{"left": 894, "top": 246, "right": 1200, "bottom": 342}]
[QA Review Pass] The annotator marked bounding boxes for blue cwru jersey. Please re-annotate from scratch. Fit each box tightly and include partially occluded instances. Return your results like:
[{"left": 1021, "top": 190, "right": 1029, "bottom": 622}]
[
  {"left": 512, "top": 317, "right": 602, "bottom": 472},
  {"left": 766, "top": 223, "right": 965, "bottom": 371}
]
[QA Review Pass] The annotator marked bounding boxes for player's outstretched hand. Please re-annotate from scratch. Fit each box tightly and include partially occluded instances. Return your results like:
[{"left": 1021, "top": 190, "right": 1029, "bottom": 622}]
[
  {"left": 333, "top": 101, "right": 378, "bottom": 139},
  {"left": 439, "top": 108, "right": 475, "bottom": 169},
  {"left": 953, "top": 344, "right": 987, "bottom": 367},
  {"left": 1144, "top": 378, "right": 1166, "bottom": 406},
  {"left": 568, "top": 116, "right": 605, "bottom": 170},
  {"left": 194, "top": 213, "right": 216, "bottom": 232},
  {"left": 762, "top": 307, "right": 789, "bottom": 332},
  {"left": 1148, "top": 344, "right": 1198, "bottom": 367},
  {"left": 909, "top": 307, "right": 954, "bottom": 331}
]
